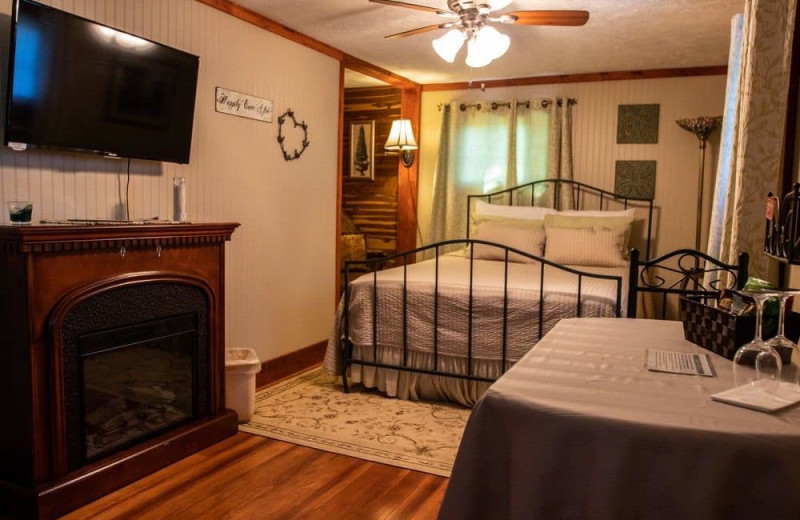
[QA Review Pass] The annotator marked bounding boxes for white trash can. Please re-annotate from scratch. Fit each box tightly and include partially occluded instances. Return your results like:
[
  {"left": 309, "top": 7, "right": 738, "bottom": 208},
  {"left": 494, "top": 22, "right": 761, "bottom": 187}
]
[{"left": 225, "top": 348, "right": 262, "bottom": 423}]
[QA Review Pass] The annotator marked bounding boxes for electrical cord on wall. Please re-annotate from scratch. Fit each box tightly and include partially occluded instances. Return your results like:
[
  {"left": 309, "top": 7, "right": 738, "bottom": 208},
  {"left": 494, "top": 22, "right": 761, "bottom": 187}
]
[
  {"left": 404, "top": 165, "right": 424, "bottom": 246},
  {"left": 126, "top": 158, "right": 131, "bottom": 221}
]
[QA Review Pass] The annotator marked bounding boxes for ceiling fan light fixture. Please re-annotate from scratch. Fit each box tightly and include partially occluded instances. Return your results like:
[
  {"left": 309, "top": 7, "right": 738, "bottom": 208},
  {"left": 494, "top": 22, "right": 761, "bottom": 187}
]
[
  {"left": 478, "top": 25, "right": 510, "bottom": 59},
  {"left": 465, "top": 36, "right": 493, "bottom": 68},
  {"left": 432, "top": 29, "right": 466, "bottom": 63}
]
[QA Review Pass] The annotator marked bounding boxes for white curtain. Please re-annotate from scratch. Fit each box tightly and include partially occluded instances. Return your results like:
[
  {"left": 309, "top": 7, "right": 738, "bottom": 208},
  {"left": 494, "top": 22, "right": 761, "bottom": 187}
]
[
  {"left": 427, "top": 99, "right": 574, "bottom": 244},
  {"left": 706, "top": 0, "right": 796, "bottom": 281}
]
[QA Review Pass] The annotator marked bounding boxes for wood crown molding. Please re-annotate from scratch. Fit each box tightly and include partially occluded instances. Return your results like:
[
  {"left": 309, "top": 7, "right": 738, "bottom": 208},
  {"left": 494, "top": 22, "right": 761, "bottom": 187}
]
[
  {"left": 194, "top": 0, "right": 419, "bottom": 89},
  {"left": 422, "top": 65, "right": 728, "bottom": 91}
]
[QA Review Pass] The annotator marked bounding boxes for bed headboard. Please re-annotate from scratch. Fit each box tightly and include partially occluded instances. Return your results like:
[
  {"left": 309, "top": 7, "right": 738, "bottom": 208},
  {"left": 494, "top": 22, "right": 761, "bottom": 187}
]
[{"left": 466, "top": 179, "right": 655, "bottom": 260}]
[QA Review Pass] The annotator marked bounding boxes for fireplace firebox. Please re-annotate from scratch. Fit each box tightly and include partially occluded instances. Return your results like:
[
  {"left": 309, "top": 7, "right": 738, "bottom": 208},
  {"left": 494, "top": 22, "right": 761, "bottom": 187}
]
[
  {"left": 0, "top": 223, "right": 239, "bottom": 520},
  {"left": 79, "top": 313, "right": 198, "bottom": 462}
]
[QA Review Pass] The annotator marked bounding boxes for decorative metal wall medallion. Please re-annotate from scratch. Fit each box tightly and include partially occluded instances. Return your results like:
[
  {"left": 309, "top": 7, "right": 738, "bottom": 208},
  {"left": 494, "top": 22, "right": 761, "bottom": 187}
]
[
  {"left": 277, "top": 109, "right": 310, "bottom": 161},
  {"left": 615, "top": 160, "right": 656, "bottom": 199},
  {"left": 617, "top": 104, "right": 660, "bottom": 144}
]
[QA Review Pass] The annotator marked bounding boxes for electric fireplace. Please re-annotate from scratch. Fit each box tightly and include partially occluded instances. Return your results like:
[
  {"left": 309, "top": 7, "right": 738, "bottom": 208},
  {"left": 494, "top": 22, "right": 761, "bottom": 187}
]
[{"left": 0, "top": 223, "right": 239, "bottom": 520}]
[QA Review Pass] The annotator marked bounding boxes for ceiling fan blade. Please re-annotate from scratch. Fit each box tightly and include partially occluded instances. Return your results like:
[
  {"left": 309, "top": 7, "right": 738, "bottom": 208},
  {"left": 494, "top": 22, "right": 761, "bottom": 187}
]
[
  {"left": 385, "top": 24, "right": 445, "bottom": 40},
  {"left": 507, "top": 10, "right": 590, "bottom": 26},
  {"left": 369, "top": 0, "right": 456, "bottom": 17}
]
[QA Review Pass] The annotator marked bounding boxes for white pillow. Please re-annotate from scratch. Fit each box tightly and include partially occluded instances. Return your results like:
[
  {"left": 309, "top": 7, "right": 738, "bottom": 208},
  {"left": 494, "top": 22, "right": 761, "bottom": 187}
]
[
  {"left": 474, "top": 200, "right": 557, "bottom": 221},
  {"left": 472, "top": 220, "right": 545, "bottom": 263},
  {"left": 558, "top": 208, "right": 636, "bottom": 218},
  {"left": 544, "top": 226, "right": 627, "bottom": 267}
]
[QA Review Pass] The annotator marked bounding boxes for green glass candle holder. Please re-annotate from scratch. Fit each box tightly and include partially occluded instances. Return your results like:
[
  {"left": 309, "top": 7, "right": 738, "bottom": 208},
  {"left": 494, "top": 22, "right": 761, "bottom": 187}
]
[{"left": 8, "top": 201, "right": 33, "bottom": 225}]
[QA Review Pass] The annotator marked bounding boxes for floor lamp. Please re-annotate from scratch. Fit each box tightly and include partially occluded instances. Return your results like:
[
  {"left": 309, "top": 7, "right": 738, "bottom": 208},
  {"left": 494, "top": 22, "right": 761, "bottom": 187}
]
[{"left": 676, "top": 116, "right": 723, "bottom": 250}]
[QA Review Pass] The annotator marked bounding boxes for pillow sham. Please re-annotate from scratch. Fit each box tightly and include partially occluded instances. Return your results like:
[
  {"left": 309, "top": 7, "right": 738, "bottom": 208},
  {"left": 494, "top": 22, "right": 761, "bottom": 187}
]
[
  {"left": 558, "top": 208, "right": 636, "bottom": 218},
  {"left": 544, "top": 214, "right": 634, "bottom": 230},
  {"left": 472, "top": 219, "right": 545, "bottom": 263},
  {"left": 544, "top": 226, "right": 627, "bottom": 267},
  {"left": 473, "top": 214, "right": 545, "bottom": 232},
  {"left": 474, "top": 200, "right": 557, "bottom": 222}
]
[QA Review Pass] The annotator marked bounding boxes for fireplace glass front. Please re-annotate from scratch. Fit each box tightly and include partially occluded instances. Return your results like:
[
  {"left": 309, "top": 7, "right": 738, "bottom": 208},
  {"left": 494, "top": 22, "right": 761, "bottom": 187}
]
[{"left": 79, "top": 313, "right": 197, "bottom": 461}]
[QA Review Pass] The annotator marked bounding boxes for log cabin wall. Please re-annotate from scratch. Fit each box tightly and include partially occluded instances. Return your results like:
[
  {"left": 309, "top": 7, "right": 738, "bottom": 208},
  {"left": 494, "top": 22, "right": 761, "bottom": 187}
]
[{"left": 342, "top": 87, "right": 402, "bottom": 257}]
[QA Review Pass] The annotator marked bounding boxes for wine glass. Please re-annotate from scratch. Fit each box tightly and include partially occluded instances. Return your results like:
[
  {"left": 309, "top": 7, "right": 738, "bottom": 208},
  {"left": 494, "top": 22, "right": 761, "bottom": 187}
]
[
  {"left": 766, "top": 290, "right": 800, "bottom": 386},
  {"left": 733, "top": 290, "right": 782, "bottom": 393}
]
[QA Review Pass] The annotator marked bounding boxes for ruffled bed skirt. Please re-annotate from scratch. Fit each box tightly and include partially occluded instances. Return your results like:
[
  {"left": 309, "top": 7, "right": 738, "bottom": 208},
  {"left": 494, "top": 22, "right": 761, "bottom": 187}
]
[{"left": 340, "top": 344, "right": 508, "bottom": 407}]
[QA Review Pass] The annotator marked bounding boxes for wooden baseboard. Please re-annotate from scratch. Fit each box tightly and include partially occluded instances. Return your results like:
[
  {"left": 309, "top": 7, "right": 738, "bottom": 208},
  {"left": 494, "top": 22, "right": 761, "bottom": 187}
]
[{"left": 255, "top": 340, "right": 327, "bottom": 389}]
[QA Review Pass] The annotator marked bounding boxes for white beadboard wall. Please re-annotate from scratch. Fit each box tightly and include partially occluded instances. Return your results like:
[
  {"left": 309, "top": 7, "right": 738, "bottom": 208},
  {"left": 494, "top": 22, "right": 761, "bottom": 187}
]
[
  {"left": 418, "top": 76, "right": 728, "bottom": 257},
  {"left": 0, "top": 0, "right": 340, "bottom": 362}
]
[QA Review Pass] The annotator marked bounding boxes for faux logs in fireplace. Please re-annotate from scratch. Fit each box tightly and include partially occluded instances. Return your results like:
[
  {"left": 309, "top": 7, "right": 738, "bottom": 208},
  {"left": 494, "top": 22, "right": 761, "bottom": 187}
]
[{"left": 0, "top": 223, "right": 239, "bottom": 520}]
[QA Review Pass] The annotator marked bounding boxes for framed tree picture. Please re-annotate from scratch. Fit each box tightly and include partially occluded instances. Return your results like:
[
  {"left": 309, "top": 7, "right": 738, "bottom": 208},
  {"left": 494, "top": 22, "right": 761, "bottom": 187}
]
[{"left": 350, "top": 121, "right": 375, "bottom": 180}]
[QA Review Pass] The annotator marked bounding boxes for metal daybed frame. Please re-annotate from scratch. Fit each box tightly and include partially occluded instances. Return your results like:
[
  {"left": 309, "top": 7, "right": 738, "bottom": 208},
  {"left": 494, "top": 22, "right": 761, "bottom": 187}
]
[{"left": 339, "top": 179, "right": 655, "bottom": 392}]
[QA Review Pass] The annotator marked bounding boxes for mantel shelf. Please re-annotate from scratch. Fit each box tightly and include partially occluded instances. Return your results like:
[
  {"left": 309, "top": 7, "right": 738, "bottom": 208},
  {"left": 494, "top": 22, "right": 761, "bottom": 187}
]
[{"left": 0, "top": 222, "right": 240, "bottom": 254}]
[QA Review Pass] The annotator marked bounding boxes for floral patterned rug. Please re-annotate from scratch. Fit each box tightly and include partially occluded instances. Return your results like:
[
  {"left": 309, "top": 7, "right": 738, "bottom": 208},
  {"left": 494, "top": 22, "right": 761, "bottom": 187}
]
[{"left": 239, "top": 367, "right": 471, "bottom": 476}]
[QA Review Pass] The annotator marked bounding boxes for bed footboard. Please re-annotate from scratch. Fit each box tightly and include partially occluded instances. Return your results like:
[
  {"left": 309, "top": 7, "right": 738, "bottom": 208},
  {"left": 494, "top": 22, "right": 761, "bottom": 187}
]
[{"left": 339, "top": 239, "right": 624, "bottom": 395}]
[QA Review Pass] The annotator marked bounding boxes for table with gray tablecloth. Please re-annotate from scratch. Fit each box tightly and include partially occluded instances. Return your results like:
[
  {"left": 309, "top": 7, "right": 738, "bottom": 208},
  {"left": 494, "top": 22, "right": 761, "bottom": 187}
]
[{"left": 438, "top": 318, "right": 800, "bottom": 520}]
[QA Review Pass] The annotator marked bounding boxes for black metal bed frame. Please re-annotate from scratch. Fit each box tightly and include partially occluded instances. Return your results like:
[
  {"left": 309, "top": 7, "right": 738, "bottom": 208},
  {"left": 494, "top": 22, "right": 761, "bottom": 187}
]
[
  {"left": 341, "top": 239, "right": 624, "bottom": 393},
  {"left": 466, "top": 179, "right": 655, "bottom": 260},
  {"left": 338, "top": 179, "right": 655, "bottom": 393},
  {"left": 627, "top": 248, "right": 749, "bottom": 319}
]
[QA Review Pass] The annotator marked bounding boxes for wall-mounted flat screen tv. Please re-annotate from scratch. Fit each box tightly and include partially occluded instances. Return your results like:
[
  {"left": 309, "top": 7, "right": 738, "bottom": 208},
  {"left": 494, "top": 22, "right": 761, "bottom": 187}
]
[{"left": 4, "top": 0, "right": 200, "bottom": 164}]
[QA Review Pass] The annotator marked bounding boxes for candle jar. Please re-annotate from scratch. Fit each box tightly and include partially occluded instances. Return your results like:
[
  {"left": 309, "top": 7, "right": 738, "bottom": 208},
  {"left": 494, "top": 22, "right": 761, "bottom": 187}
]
[
  {"left": 8, "top": 200, "right": 33, "bottom": 225},
  {"left": 173, "top": 177, "right": 187, "bottom": 222}
]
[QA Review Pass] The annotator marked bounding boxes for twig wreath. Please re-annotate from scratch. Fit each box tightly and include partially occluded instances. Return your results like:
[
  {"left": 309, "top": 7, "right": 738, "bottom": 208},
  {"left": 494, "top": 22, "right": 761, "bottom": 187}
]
[{"left": 277, "top": 109, "right": 310, "bottom": 161}]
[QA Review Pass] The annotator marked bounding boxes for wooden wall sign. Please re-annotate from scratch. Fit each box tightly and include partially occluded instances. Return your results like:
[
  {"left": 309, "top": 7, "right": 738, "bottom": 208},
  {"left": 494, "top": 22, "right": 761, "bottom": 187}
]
[{"left": 215, "top": 87, "right": 274, "bottom": 123}]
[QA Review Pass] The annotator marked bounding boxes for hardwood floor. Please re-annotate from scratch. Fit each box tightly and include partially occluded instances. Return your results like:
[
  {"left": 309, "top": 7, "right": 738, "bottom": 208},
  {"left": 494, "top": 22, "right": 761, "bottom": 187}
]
[{"left": 60, "top": 432, "right": 449, "bottom": 520}]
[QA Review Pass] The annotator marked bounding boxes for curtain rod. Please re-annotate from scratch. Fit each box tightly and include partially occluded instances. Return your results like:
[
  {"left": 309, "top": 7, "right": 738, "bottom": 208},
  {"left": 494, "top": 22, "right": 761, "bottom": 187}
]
[{"left": 437, "top": 98, "right": 577, "bottom": 112}]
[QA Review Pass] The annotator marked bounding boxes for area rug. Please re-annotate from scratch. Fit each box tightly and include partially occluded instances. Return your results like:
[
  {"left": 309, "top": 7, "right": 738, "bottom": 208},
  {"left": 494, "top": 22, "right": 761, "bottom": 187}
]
[{"left": 239, "top": 367, "right": 470, "bottom": 477}]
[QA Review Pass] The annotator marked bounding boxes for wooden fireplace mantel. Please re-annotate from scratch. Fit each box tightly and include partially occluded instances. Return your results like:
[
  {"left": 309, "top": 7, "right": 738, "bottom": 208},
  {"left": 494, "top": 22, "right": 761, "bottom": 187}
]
[
  {"left": 0, "top": 223, "right": 240, "bottom": 520},
  {"left": 0, "top": 222, "right": 238, "bottom": 252}
]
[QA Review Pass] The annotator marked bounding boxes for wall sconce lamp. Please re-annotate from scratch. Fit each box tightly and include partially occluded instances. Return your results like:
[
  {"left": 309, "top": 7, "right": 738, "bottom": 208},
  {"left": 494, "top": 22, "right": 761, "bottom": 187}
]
[{"left": 384, "top": 119, "right": 418, "bottom": 167}]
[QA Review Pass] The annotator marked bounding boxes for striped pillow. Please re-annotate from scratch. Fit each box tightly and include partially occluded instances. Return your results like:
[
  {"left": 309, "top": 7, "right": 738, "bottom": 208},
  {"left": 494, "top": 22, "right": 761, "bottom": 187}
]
[
  {"left": 544, "top": 226, "right": 627, "bottom": 267},
  {"left": 472, "top": 220, "right": 545, "bottom": 263}
]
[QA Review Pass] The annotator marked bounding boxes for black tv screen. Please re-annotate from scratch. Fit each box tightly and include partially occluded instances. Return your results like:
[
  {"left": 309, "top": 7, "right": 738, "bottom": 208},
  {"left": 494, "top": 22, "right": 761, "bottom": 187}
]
[{"left": 4, "top": 0, "right": 200, "bottom": 163}]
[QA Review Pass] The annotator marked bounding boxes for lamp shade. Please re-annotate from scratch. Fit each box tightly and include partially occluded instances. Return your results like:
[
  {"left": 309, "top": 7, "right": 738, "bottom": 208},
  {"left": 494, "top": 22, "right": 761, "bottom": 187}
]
[
  {"left": 385, "top": 119, "right": 418, "bottom": 151},
  {"left": 432, "top": 29, "right": 466, "bottom": 63}
]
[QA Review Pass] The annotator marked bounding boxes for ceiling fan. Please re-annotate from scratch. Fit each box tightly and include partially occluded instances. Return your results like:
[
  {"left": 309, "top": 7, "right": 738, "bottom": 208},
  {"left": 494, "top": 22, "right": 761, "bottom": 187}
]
[{"left": 370, "top": 0, "right": 589, "bottom": 67}]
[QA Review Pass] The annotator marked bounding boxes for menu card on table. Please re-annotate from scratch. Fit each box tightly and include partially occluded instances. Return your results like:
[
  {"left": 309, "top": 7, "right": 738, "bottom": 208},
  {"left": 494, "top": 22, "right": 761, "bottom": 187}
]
[{"left": 646, "top": 349, "right": 714, "bottom": 377}]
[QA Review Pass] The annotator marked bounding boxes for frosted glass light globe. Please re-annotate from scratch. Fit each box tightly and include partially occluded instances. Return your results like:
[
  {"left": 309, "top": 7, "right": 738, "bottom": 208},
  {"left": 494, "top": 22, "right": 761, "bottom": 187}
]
[
  {"left": 479, "top": 25, "right": 510, "bottom": 59},
  {"left": 466, "top": 37, "right": 493, "bottom": 68},
  {"left": 432, "top": 29, "right": 466, "bottom": 63}
]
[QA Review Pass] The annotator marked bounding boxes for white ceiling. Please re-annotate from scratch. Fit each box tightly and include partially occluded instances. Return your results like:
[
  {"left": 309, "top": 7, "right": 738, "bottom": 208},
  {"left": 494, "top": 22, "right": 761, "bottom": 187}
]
[{"left": 237, "top": 0, "right": 745, "bottom": 86}]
